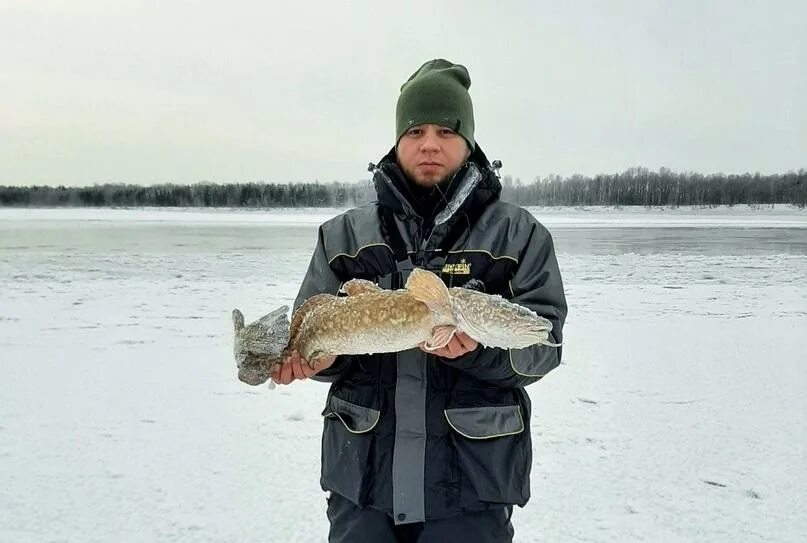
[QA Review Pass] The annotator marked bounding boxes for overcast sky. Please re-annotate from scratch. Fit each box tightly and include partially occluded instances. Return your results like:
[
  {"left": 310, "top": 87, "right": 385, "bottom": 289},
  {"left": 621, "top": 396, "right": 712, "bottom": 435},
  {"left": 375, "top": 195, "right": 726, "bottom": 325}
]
[{"left": 1, "top": 0, "right": 805, "bottom": 186}]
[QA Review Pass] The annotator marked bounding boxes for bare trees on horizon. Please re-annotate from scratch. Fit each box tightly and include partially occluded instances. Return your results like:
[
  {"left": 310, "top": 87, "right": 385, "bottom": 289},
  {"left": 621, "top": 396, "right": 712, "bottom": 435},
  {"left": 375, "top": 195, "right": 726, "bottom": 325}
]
[{"left": 1, "top": 167, "right": 805, "bottom": 208}]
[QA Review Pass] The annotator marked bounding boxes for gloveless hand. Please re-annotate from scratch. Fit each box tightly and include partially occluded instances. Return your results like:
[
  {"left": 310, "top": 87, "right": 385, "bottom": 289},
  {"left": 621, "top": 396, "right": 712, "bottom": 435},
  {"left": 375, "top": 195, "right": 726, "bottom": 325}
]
[
  {"left": 419, "top": 331, "right": 478, "bottom": 359},
  {"left": 271, "top": 350, "right": 336, "bottom": 385}
]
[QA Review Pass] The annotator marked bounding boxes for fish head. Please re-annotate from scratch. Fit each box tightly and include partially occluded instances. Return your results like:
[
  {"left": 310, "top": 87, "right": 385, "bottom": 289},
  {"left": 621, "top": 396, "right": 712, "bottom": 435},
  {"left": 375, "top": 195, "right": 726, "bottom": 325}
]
[{"left": 450, "top": 288, "right": 554, "bottom": 349}]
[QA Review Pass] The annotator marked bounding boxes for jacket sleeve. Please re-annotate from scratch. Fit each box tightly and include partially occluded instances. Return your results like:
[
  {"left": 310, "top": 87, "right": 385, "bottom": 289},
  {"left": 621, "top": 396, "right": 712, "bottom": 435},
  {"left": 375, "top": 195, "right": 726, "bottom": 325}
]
[
  {"left": 440, "top": 221, "right": 568, "bottom": 388},
  {"left": 293, "top": 225, "right": 353, "bottom": 383}
]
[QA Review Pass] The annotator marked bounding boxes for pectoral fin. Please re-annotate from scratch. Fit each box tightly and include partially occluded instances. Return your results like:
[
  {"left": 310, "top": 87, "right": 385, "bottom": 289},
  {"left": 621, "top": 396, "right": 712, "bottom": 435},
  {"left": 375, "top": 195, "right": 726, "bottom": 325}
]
[
  {"left": 405, "top": 268, "right": 452, "bottom": 319},
  {"left": 423, "top": 325, "right": 457, "bottom": 350}
]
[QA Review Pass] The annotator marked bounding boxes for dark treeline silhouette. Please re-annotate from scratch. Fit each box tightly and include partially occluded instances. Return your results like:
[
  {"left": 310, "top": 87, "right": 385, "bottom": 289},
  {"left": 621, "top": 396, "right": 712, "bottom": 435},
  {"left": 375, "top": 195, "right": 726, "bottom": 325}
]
[
  {"left": 1, "top": 168, "right": 805, "bottom": 208},
  {"left": 0, "top": 181, "right": 376, "bottom": 208},
  {"left": 500, "top": 167, "right": 806, "bottom": 207}
]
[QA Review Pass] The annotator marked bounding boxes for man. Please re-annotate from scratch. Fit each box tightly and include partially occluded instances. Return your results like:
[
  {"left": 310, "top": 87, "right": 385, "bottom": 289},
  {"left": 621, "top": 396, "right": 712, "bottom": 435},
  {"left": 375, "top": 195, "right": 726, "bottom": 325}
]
[{"left": 272, "top": 59, "right": 567, "bottom": 543}]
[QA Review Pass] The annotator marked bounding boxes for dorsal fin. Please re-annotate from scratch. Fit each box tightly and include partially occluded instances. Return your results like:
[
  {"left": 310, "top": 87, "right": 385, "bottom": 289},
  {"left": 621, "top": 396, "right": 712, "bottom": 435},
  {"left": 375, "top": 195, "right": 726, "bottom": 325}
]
[
  {"left": 288, "top": 293, "right": 335, "bottom": 348},
  {"left": 405, "top": 268, "right": 452, "bottom": 318},
  {"left": 342, "top": 279, "right": 382, "bottom": 296}
]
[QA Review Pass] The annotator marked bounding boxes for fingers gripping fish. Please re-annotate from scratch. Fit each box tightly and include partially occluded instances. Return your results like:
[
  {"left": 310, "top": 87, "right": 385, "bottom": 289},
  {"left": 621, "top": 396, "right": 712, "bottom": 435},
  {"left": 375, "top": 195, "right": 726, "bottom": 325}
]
[{"left": 232, "top": 268, "right": 558, "bottom": 385}]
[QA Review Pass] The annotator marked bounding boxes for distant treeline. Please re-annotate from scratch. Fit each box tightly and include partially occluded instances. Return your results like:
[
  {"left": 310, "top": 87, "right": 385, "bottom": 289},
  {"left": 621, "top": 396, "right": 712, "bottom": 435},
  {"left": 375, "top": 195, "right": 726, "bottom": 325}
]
[
  {"left": 1, "top": 167, "right": 805, "bottom": 208},
  {"left": 502, "top": 168, "right": 806, "bottom": 207},
  {"left": 0, "top": 181, "right": 377, "bottom": 208}
]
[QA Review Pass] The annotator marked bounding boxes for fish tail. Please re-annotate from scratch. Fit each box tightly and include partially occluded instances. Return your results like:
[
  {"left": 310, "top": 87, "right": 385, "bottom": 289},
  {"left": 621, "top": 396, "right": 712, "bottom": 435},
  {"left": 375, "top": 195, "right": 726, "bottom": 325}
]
[
  {"left": 405, "top": 268, "right": 452, "bottom": 319},
  {"left": 256, "top": 305, "right": 289, "bottom": 327},
  {"left": 232, "top": 308, "right": 245, "bottom": 332}
]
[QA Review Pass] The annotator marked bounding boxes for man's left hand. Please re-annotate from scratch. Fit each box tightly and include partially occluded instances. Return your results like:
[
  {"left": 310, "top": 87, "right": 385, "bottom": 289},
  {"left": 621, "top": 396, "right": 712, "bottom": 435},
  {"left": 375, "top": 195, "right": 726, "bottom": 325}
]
[{"left": 419, "top": 331, "right": 478, "bottom": 359}]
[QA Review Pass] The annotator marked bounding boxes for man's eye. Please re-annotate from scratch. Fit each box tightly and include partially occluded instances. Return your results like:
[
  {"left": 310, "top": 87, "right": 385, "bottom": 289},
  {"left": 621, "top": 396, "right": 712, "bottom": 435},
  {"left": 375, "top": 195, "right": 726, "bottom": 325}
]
[
  {"left": 407, "top": 129, "right": 422, "bottom": 136},
  {"left": 440, "top": 129, "right": 456, "bottom": 136}
]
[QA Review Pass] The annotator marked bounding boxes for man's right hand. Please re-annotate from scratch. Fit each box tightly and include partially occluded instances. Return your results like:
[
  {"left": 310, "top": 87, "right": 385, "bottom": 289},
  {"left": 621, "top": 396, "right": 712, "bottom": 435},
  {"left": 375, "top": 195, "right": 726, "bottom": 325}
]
[{"left": 271, "top": 350, "right": 337, "bottom": 385}]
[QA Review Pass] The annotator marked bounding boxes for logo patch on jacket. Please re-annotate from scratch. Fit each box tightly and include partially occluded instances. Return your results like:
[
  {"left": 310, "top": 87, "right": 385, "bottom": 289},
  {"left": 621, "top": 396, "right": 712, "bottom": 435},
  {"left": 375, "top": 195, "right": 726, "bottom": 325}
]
[{"left": 442, "top": 258, "right": 471, "bottom": 275}]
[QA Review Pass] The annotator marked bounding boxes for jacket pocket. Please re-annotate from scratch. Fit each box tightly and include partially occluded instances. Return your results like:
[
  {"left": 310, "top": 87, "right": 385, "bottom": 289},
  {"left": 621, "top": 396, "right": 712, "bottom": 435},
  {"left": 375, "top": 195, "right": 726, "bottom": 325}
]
[
  {"left": 321, "top": 394, "right": 380, "bottom": 505},
  {"left": 323, "top": 395, "right": 380, "bottom": 433},
  {"left": 444, "top": 404, "right": 530, "bottom": 505}
]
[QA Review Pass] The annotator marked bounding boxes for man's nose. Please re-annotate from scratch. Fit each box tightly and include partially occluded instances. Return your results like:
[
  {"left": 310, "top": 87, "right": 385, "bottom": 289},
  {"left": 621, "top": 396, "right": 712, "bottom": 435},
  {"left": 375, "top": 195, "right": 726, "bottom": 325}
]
[{"left": 419, "top": 131, "right": 440, "bottom": 152}]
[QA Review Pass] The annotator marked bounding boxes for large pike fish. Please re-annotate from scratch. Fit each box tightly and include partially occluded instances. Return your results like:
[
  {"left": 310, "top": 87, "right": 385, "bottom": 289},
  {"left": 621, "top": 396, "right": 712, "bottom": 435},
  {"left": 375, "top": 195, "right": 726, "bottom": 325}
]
[{"left": 232, "top": 268, "right": 558, "bottom": 385}]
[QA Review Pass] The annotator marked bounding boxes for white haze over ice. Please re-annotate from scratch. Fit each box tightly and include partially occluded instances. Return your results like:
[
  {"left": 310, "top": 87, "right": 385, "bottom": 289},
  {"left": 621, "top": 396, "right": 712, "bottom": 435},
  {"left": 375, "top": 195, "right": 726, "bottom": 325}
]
[{"left": 1, "top": 206, "right": 805, "bottom": 542}]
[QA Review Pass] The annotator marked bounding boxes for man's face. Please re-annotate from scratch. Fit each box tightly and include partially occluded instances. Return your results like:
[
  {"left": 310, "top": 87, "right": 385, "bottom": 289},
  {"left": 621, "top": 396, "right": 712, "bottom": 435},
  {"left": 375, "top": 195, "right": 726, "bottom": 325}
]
[{"left": 396, "top": 124, "right": 471, "bottom": 188}]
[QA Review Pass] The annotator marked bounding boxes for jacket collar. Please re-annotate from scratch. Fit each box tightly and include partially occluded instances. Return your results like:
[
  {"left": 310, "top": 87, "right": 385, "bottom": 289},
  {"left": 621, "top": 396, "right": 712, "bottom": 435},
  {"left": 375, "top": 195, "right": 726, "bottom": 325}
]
[{"left": 372, "top": 144, "right": 502, "bottom": 225}]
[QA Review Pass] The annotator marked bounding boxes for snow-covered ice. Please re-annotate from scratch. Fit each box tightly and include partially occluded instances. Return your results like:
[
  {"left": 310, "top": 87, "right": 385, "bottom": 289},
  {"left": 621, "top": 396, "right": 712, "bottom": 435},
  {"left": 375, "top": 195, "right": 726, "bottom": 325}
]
[{"left": 1, "top": 206, "right": 805, "bottom": 542}]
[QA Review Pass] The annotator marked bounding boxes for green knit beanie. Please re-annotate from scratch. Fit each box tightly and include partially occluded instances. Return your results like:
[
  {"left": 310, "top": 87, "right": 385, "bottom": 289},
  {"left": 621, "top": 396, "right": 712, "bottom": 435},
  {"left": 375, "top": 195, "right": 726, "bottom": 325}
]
[{"left": 395, "top": 59, "right": 475, "bottom": 150}]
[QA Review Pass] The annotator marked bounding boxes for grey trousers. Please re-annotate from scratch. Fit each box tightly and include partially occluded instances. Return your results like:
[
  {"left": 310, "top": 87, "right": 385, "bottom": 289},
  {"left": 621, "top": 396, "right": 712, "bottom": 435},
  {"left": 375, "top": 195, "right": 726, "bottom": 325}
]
[{"left": 326, "top": 493, "right": 515, "bottom": 543}]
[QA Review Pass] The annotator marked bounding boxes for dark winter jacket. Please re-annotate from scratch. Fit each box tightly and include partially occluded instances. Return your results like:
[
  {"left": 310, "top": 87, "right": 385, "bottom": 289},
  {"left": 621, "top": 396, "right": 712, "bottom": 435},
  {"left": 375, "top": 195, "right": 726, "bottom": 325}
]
[{"left": 293, "top": 145, "right": 568, "bottom": 524}]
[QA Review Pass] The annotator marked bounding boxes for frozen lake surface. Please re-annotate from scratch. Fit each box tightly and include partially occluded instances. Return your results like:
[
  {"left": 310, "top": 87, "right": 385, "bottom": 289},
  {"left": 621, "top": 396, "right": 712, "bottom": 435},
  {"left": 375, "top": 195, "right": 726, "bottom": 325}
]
[{"left": 1, "top": 206, "right": 806, "bottom": 542}]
